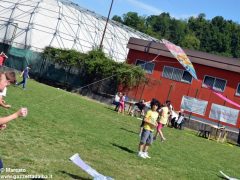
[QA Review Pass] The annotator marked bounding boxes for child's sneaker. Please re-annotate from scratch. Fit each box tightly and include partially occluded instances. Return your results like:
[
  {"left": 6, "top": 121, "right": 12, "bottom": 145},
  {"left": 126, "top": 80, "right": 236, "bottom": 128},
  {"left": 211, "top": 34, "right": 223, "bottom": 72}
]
[
  {"left": 143, "top": 152, "right": 151, "bottom": 159},
  {"left": 161, "top": 137, "right": 166, "bottom": 142},
  {"left": 137, "top": 152, "right": 146, "bottom": 159}
]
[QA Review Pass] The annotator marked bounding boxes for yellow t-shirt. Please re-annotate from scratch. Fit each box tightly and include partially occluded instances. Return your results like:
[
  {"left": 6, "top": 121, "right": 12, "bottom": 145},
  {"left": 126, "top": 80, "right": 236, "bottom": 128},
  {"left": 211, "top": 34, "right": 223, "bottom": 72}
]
[
  {"left": 143, "top": 110, "right": 159, "bottom": 131},
  {"left": 159, "top": 106, "right": 169, "bottom": 125}
]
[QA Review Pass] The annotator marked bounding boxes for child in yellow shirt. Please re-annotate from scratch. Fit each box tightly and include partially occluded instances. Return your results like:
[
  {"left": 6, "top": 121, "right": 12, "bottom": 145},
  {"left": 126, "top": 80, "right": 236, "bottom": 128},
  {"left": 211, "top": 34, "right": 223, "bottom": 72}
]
[{"left": 138, "top": 100, "right": 160, "bottom": 159}]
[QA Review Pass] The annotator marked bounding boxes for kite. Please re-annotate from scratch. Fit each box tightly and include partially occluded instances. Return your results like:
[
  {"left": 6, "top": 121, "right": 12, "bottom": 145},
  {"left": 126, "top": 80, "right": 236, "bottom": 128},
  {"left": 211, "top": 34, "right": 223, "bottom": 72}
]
[
  {"left": 70, "top": 153, "right": 114, "bottom": 180},
  {"left": 162, "top": 39, "right": 198, "bottom": 80}
]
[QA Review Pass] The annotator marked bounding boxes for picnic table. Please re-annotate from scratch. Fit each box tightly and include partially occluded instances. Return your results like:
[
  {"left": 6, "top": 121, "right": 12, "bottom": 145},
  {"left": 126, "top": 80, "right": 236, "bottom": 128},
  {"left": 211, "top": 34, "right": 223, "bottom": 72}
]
[{"left": 197, "top": 120, "right": 227, "bottom": 142}]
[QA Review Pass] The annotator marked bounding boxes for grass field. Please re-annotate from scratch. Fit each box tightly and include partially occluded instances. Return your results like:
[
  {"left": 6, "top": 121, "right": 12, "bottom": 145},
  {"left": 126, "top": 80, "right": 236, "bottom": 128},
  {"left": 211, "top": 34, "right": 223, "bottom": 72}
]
[{"left": 0, "top": 79, "right": 240, "bottom": 180}]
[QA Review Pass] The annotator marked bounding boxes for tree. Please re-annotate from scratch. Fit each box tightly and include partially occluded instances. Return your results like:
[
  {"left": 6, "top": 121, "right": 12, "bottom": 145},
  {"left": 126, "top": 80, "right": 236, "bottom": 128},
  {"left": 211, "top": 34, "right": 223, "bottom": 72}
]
[
  {"left": 180, "top": 34, "right": 200, "bottom": 50},
  {"left": 123, "top": 12, "right": 146, "bottom": 32},
  {"left": 112, "top": 15, "right": 123, "bottom": 23}
]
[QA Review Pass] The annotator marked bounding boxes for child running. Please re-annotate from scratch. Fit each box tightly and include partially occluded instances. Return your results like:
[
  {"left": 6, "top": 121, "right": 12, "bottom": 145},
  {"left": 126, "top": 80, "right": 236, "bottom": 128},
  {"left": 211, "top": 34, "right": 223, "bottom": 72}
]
[
  {"left": 138, "top": 99, "right": 160, "bottom": 159},
  {"left": 154, "top": 103, "right": 169, "bottom": 141}
]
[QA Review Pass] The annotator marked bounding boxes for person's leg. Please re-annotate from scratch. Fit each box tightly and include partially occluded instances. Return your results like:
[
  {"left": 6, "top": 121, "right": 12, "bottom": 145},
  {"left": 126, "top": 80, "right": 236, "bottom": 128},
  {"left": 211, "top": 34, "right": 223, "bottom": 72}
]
[
  {"left": 159, "top": 129, "right": 166, "bottom": 141},
  {"left": 143, "top": 145, "right": 149, "bottom": 153},
  {"left": 130, "top": 105, "right": 136, "bottom": 116},
  {"left": 153, "top": 130, "right": 159, "bottom": 140},
  {"left": 156, "top": 123, "right": 166, "bottom": 141},
  {"left": 17, "top": 80, "right": 23, "bottom": 86},
  {"left": 139, "top": 143, "right": 145, "bottom": 152},
  {"left": 118, "top": 103, "right": 122, "bottom": 114},
  {"left": 143, "top": 131, "right": 153, "bottom": 158},
  {"left": 122, "top": 103, "right": 125, "bottom": 115},
  {"left": 114, "top": 102, "right": 119, "bottom": 111},
  {"left": 171, "top": 117, "right": 176, "bottom": 127},
  {"left": 154, "top": 123, "right": 161, "bottom": 140},
  {"left": 138, "top": 129, "right": 148, "bottom": 158},
  {"left": 22, "top": 78, "right": 27, "bottom": 89},
  {"left": 179, "top": 121, "right": 185, "bottom": 130},
  {"left": 139, "top": 120, "right": 144, "bottom": 136}
]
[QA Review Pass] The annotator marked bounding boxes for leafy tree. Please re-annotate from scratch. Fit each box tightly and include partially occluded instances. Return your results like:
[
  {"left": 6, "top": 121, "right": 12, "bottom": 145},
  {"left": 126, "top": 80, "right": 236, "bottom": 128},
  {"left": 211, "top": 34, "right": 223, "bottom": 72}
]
[
  {"left": 112, "top": 15, "right": 123, "bottom": 23},
  {"left": 180, "top": 34, "right": 200, "bottom": 50},
  {"left": 122, "top": 12, "right": 146, "bottom": 32},
  {"left": 114, "top": 11, "right": 240, "bottom": 58}
]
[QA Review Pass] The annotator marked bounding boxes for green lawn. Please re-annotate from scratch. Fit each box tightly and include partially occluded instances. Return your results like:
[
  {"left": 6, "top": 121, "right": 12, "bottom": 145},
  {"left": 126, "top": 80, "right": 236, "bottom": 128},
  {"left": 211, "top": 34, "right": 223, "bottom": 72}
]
[{"left": 0, "top": 79, "right": 240, "bottom": 180}]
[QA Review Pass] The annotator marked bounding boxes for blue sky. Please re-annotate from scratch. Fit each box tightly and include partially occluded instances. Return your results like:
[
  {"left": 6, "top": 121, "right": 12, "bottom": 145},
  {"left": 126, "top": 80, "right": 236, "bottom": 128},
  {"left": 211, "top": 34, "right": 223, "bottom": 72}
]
[{"left": 71, "top": 0, "right": 240, "bottom": 23}]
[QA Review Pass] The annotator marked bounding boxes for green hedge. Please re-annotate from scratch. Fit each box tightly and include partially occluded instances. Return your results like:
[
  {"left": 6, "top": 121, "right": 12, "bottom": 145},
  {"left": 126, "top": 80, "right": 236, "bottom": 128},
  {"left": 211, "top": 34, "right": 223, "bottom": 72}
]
[{"left": 42, "top": 47, "right": 146, "bottom": 90}]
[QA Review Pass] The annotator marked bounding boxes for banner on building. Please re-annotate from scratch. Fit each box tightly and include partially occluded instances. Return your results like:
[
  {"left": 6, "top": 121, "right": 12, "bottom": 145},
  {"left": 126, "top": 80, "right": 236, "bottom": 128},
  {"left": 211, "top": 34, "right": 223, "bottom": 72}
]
[
  {"left": 162, "top": 39, "right": 198, "bottom": 79},
  {"left": 180, "top": 96, "right": 208, "bottom": 115},
  {"left": 209, "top": 104, "right": 239, "bottom": 125}
]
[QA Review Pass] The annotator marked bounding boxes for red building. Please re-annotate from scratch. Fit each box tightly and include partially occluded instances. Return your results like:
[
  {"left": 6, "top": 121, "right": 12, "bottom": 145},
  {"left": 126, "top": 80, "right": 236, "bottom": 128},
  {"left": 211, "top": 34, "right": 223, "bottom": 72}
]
[{"left": 125, "top": 37, "right": 240, "bottom": 128}]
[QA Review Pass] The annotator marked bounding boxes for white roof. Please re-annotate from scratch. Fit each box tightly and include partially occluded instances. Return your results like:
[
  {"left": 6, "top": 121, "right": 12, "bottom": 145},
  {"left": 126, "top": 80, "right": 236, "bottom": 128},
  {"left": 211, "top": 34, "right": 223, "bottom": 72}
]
[{"left": 0, "top": 0, "right": 158, "bottom": 62}]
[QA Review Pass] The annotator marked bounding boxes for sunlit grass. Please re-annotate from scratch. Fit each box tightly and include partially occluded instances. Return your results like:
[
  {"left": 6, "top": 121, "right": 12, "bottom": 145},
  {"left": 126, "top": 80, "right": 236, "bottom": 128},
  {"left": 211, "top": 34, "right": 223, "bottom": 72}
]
[{"left": 0, "top": 79, "right": 239, "bottom": 179}]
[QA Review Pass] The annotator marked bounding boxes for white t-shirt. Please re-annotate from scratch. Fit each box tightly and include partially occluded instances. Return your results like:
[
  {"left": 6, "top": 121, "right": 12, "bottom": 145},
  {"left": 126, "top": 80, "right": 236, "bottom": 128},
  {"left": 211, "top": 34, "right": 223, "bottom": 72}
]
[
  {"left": 177, "top": 115, "right": 184, "bottom": 124},
  {"left": 114, "top": 94, "right": 120, "bottom": 102},
  {"left": 171, "top": 111, "right": 179, "bottom": 119},
  {"left": 0, "top": 87, "right": 7, "bottom": 97}
]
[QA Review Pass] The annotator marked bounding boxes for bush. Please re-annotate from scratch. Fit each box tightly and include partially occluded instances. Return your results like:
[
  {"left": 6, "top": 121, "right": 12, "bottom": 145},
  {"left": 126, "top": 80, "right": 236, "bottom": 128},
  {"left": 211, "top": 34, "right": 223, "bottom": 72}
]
[{"left": 42, "top": 47, "right": 146, "bottom": 91}]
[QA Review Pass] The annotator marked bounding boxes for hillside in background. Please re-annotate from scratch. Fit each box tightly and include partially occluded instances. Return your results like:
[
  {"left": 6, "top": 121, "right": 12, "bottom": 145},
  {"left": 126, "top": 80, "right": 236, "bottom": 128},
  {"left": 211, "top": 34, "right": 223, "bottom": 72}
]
[{"left": 113, "top": 13, "right": 240, "bottom": 59}]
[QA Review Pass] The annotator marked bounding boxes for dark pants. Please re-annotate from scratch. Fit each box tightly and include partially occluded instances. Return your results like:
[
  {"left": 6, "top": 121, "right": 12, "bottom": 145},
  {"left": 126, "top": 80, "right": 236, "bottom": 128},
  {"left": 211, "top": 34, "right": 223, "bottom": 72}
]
[
  {"left": 113, "top": 101, "right": 119, "bottom": 111},
  {"left": 171, "top": 117, "right": 176, "bottom": 127},
  {"left": 18, "top": 77, "right": 27, "bottom": 89},
  {"left": 237, "top": 129, "right": 240, "bottom": 145},
  {"left": 175, "top": 121, "right": 185, "bottom": 130}
]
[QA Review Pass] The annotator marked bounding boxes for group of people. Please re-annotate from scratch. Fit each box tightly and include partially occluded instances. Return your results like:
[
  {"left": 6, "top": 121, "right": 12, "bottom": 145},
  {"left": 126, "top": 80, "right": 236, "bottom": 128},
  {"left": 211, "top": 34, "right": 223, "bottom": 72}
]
[
  {"left": 138, "top": 99, "right": 186, "bottom": 159},
  {"left": 113, "top": 92, "right": 127, "bottom": 114},
  {"left": 112, "top": 93, "right": 186, "bottom": 159}
]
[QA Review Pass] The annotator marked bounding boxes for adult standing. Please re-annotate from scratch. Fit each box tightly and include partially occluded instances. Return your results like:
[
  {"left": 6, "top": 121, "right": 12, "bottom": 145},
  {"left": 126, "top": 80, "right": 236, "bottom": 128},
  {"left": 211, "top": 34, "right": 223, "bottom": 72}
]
[{"left": 16, "top": 66, "right": 31, "bottom": 89}]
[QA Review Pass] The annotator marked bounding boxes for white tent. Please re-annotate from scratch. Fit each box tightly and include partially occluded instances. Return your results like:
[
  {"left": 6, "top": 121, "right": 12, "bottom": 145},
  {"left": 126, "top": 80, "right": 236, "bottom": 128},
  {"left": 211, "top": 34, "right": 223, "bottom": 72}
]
[{"left": 0, "top": 0, "right": 158, "bottom": 62}]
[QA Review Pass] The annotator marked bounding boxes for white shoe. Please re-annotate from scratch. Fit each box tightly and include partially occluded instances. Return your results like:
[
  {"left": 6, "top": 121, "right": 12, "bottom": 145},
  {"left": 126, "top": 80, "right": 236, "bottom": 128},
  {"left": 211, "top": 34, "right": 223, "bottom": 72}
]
[
  {"left": 138, "top": 152, "right": 146, "bottom": 159},
  {"left": 143, "top": 152, "right": 151, "bottom": 159},
  {"left": 161, "top": 137, "right": 166, "bottom": 142}
]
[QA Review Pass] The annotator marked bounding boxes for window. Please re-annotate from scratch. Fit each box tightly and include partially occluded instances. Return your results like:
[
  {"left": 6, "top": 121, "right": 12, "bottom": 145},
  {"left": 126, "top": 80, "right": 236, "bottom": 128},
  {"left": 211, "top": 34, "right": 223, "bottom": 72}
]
[
  {"left": 202, "top": 75, "right": 227, "bottom": 92},
  {"left": 162, "top": 66, "right": 193, "bottom": 84},
  {"left": 182, "top": 71, "right": 193, "bottom": 83},
  {"left": 136, "top": 59, "right": 155, "bottom": 74},
  {"left": 236, "top": 83, "right": 240, "bottom": 96}
]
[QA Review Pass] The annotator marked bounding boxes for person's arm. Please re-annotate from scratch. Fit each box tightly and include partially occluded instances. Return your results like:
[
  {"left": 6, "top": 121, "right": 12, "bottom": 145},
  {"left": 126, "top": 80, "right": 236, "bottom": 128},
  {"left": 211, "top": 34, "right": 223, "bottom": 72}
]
[
  {"left": 0, "top": 108, "right": 28, "bottom": 125},
  {"left": 20, "top": 71, "right": 24, "bottom": 77}
]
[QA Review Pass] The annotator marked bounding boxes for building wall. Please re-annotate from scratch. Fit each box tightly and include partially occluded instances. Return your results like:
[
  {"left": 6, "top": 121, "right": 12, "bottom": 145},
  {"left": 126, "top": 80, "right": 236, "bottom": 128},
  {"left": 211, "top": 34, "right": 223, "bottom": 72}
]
[{"left": 126, "top": 49, "right": 240, "bottom": 128}]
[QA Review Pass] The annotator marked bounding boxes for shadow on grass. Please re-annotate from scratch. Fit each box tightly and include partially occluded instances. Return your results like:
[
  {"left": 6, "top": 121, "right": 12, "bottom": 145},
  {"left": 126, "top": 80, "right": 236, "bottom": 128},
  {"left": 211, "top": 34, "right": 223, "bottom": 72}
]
[
  {"left": 120, "top": 127, "right": 138, "bottom": 135},
  {"left": 59, "top": 170, "right": 91, "bottom": 180},
  {"left": 112, "top": 143, "right": 136, "bottom": 154},
  {"left": 216, "top": 174, "right": 227, "bottom": 179},
  {"left": 227, "top": 141, "right": 240, "bottom": 147},
  {"left": 104, "top": 106, "right": 117, "bottom": 112}
]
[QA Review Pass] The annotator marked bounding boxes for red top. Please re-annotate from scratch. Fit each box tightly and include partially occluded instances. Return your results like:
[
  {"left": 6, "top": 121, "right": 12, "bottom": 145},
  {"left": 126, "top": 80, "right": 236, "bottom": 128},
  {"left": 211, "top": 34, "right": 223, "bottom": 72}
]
[{"left": 0, "top": 55, "right": 6, "bottom": 66}]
